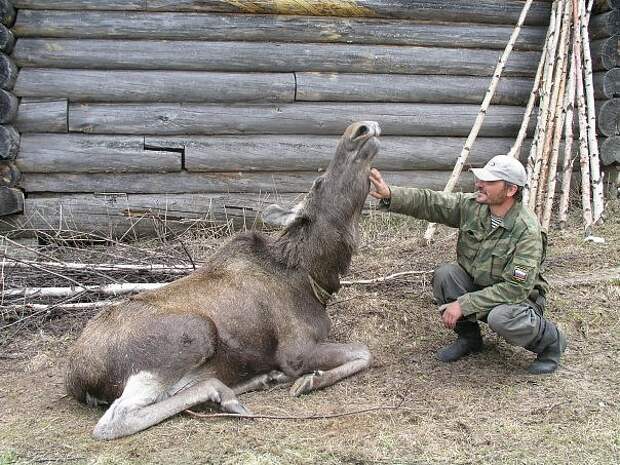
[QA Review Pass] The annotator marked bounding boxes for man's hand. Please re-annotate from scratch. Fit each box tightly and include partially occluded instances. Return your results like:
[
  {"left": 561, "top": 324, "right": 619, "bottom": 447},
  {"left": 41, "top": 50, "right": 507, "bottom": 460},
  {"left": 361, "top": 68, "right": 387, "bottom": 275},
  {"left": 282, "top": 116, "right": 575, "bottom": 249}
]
[
  {"left": 440, "top": 301, "right": 464, "bottom": 329},
  {"left": 369, "top": 168, "right": 391, "bottom": 200}
]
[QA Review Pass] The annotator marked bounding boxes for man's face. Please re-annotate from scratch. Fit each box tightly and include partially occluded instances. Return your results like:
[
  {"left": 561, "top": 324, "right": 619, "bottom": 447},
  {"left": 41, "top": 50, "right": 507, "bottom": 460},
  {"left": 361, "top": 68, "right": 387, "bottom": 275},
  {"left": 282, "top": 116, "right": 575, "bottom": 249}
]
[{"left": 474, "top": 179, "right": 514, "bottom": 205}]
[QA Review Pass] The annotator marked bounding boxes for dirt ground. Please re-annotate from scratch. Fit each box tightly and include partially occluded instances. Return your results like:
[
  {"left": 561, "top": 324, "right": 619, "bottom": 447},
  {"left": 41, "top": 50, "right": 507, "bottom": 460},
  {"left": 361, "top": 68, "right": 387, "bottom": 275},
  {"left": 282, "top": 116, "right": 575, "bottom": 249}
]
[{"left": 1, "top": 200, "right": 619, "bottom": 465}]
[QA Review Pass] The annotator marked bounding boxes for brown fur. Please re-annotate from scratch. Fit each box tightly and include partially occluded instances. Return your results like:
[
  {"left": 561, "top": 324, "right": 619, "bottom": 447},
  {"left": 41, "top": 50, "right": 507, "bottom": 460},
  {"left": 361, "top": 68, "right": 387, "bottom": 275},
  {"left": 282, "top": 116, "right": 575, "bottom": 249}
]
[{"left": 65, "top": 121, "right": 381, "bottom": 439}]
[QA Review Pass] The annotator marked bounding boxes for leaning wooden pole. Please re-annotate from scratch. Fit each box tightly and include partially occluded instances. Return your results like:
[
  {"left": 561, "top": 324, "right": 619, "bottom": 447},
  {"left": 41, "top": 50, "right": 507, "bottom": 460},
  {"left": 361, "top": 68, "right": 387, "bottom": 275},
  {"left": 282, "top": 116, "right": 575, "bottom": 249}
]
[
  {"left": 525, "top": 0, "right": 563, "bottom": 207},
  {"left": 423, "top": 0, "right": 535, "bottom": 243},
  {"left": 508, "top": 1, "right": 557, "bottom": 159},
  {"left": 579, "top": 0, "right": 605, "bottom": 223},
  {"left": 557, "top": 36, "right": 578, "bottom": 229},
  {"left": 538, "top": 0, "right": 572, "bottom": 224}
]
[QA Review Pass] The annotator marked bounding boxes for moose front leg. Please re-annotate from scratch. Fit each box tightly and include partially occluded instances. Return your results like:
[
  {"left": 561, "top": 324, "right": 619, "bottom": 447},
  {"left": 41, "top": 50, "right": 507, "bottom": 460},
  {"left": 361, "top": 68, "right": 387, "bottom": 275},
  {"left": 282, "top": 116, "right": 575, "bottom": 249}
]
[{"left": 288, "top": 343, "right": 372, "bottom": 397}]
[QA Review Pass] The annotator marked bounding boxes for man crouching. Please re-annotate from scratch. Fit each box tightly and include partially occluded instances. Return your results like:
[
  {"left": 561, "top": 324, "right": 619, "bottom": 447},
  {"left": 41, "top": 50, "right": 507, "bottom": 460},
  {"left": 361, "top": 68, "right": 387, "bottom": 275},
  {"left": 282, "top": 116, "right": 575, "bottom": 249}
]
[{"left": 369, "top": 155, "right": 566, "bottom": 374}]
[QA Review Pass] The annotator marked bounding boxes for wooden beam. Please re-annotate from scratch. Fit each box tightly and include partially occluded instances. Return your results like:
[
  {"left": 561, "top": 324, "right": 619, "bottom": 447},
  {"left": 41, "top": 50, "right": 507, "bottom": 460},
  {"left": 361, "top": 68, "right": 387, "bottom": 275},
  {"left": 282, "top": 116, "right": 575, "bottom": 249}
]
[
  {"left": 13, "top": 0, "right": 145, "bottom": 9},
  {"left": 597, "top": 98, "right": 620, "bottom": 136},
  {"left": 0, "top": 53, "right": 17, "bottom": 90},
  {"left": 296, "top": 73, "right": 533, "bottom": 105},
  {"left": 0, "top": 160, "right": 19, "bottom": 186},
  {"left": 145, "top": 0, "right": 551, "bottom": 25},
  {"left": 12, "top": 0, "right": 552, "bottom": 25},
  {"left": 14, "top": 69, "right": 295, "bottom": 103},
  {"left": 0, "top": 124, "right": 19, "bottom": 159},
  {"left": 0, "top": 192, "right": 303, "bottom": 237},
  {"left": 12, "top": 10, "right": 546, "bottom": 51},
  {"left": 594, "top": 69, "right": 620, "bottom": 98},
  {"left": 600, "top": 136, "right": 620, "bottom": 165},
  {"left": 0, "top": 187, "right": 23, "bottom": 216},
  {"left": 0, "top": 88, "right": 17, "bottom": 123},
  {"left": 17, "top": 134, "right": 182, "bottom": 173},
  {"left": 143, "top": 135, "right": 537, "bottom": 172},
  {"left": 589, "top": 10, "right": 620, "bottom": 40},
  {"left": 0, "top": 23, "right": 14, "bottom": 53},
  {"left": 0, "top": 0, "right": 15, "bottom": 27},
  {"left": 67, "top": 102, "right": 534, "bottom": 137},
  {"left": 591, "top": 35, "right": 620, "bottom": 70},
  {"left": 13, "top": 39, "right": 541, "bottom": 77},
  {"left": 19, "top": 170, "right": 476, "bottom": 194},
  {"left": 16, "top": 98, "right": 68, "bottom": 133}
]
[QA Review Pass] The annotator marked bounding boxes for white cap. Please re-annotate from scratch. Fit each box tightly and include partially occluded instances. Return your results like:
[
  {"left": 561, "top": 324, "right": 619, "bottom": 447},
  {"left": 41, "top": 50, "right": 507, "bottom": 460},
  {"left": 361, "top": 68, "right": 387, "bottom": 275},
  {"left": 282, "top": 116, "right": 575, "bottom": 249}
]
[{"left": 471, "top": 155, "right": 527, "bottom": 187}]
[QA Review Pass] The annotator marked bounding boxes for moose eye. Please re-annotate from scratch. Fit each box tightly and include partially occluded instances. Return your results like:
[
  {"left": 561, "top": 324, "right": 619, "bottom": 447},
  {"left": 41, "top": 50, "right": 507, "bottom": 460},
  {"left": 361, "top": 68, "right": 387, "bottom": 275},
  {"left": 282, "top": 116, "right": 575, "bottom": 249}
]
[{"left": 352, "top": 125, "right": 369, "bottom": 141}]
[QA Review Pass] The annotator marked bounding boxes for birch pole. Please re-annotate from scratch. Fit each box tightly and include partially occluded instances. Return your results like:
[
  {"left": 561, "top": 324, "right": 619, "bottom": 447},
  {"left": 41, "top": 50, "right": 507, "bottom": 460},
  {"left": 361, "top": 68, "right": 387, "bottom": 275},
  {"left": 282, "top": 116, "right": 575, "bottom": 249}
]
[
  {"left": 573, "top": 0, "right": 594, "bottom": 232},
  {"left": 423, "top": 0, "right": 535, "bottom": 243},
  {"left": 508, "top": 2, "right": 557, "bottom": 159},
  {"left": 538, "top": 0, "right": 572, "bottom": 224},
  {"left": 525, "top": 0, "right": 563, "bottom": 207},
  {"left": 557, "top": 40, "right": 578, "bottom": 229},
  {"left": 579, "top": 0, "right": 605, "bottom": 223}
]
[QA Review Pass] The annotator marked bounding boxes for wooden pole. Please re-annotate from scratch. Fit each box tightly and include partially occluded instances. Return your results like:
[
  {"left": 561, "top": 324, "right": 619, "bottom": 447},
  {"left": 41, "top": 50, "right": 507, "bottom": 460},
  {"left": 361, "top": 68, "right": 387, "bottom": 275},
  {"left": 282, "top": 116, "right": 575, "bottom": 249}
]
[
  {"left": 580, "top": 0, "right": 605, "bottom": 222},
  {"left": 524, "top": 0, "right": 563, "bottom": 207},
  {"left": 557, "top": 40, "right": 578, "bottom": 229},
  {"left": 424, "top": 0, "right": 535, "bottom": 243},
  {"left": 508, "top": 2, "right": 557, "bottom": 158}
]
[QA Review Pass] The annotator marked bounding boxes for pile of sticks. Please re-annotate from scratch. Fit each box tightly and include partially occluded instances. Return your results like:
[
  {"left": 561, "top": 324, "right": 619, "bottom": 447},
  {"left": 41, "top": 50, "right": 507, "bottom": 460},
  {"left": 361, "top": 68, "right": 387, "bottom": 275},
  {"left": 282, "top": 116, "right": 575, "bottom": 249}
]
[{"left": 515, "top": 0, "right": 605, "bottom": 233}]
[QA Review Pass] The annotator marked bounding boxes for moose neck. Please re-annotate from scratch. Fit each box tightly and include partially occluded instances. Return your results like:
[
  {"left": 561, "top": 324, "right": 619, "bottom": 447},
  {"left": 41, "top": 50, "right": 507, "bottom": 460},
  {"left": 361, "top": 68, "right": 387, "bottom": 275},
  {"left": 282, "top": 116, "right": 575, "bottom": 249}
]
[{"left": 272, "top": 214, "right": 359, "bottom": 295}]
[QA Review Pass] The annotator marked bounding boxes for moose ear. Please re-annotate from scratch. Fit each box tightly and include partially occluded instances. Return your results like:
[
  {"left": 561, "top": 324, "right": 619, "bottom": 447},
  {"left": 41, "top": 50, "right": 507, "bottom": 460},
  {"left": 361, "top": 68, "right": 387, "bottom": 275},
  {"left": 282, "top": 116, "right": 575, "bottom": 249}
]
[{"left": 262, "top": 204, "right": 301, "bottom": 227}]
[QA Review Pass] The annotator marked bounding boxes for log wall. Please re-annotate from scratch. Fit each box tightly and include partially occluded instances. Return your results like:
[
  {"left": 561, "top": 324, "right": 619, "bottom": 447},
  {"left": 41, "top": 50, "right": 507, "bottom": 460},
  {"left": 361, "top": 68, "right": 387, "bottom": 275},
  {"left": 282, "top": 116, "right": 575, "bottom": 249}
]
[{"left": 0, "top": 0, "right": 617, "bottom": 236}]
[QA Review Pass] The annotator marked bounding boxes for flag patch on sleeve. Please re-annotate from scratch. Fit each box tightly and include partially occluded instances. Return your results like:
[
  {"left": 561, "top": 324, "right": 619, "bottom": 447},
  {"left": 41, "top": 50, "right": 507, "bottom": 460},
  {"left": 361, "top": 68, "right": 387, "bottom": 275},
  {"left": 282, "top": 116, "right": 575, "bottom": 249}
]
[{"left": 512, "top": 267, "right": 529, "bottom": 282}]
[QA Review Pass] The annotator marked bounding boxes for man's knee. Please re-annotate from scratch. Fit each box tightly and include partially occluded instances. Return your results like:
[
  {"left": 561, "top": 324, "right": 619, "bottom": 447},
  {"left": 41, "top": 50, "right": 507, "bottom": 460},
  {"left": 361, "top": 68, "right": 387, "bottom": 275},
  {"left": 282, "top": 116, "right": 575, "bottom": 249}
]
[
  {"left": 487, "top": 303, "right": 539, "bottom": 347},
  {"left": 432, "top": 263, "right": 471, "bottom": 305}
]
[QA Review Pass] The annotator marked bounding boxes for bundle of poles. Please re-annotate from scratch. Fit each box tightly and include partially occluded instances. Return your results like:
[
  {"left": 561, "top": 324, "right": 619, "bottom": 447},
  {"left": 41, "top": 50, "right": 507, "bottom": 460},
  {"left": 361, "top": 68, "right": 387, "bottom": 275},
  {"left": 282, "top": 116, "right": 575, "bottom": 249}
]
[
  {"left": 517, "top": 0, "right": 604, "bottom": 234},
  {"left": 424, "top": 0, "right": 605, "bottom": 241}
]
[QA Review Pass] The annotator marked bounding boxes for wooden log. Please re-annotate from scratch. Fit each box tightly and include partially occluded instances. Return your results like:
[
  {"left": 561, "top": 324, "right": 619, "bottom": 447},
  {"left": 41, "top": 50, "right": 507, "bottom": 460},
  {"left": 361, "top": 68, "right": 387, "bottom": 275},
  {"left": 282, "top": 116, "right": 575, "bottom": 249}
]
[
  {"left": 12, "top": 10, "right": 547, "bottom": 51},
  {"left": 12, "top": 0, "right": 552, "bottom": 25},
  {"left": 19, "top": 170, "right": 476, "bottom": 194},
  {"left": 17, "top": 134, "right": 182, "bottom": 173},
  {"left": 597, "top": 98, "right": 620, "bottom": 136},
  {"left": 68, "top": 103, "right": 535, "bottom": 137},
  {"left": 0, "top": 24, "right": 14, "bottom": 53},
  {"left": 0, "top": 88, "right": 17, "bottom": 123},
  {"left": 13, "top": 39, "right": 542, "bottom": 77},
  {"left": 0, "top": 53, "right": 16, "bottom": 90},
  {"left": 0, "top": 160, "right": 20, "bottom": 186},
  {"left": 14, "top": 69, "right": 295, "bottom": 103},
  {"left": 295, "top": 73, "right": 533, "bottom": 105},
  {"left": 0, "top": 187, "right": 23, "bottom": 216},
  {"left": 13, "top": 0, "right": 145, "bottom": 9},
  {"left": 589, "top": 10, "right": 620, "bottom": 39},
  {"left": 0, "top": 0, "right": 15, "bottom": 27},
  {"left": 591, "top": 34, "right": 620, "bottom": 70},
  {"left": 145, "top": 0, "right": 552, "bottom": 26},
  {"left": 600, "top": 136, "right": 620, "bottom": 164},
  {"left": 594, "top": 69, "right": 620, "bottom": 98},
  {"left": 0, "top": 124, "right": 18, "bottom": 159},
  {"left": 16, "top": 98, "right": 68, "bottom": 133},
  {"left": 144, "top": 135, "right": 543, "bottom": 172},
  {"left": 0, "top": 192, "right": 304, "bottom": 237}
]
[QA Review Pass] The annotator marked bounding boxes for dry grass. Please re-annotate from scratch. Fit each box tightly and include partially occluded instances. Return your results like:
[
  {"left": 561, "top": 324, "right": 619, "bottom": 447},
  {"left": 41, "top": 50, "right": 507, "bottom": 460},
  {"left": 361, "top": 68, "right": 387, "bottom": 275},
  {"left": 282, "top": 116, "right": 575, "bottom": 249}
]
[{"left": 1, "top": 200, "right": 619, "bottom": 465}]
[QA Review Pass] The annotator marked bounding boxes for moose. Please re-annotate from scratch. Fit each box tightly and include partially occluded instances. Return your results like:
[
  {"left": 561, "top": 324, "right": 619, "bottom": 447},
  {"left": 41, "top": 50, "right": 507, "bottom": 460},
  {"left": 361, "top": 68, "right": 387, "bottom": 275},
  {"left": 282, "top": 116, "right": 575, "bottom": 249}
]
[{"left": 66, "top": 121, "right": 381, "bottom": 440}]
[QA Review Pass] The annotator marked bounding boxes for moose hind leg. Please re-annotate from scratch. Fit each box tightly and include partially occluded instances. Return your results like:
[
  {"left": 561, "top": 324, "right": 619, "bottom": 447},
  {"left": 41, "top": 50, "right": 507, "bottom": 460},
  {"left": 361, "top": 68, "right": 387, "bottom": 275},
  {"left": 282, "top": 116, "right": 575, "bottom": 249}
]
[
  {"left": 93, "top": 372, "right": 249, "bottom": 440},
  {"left": 288, "top": 343, "right": 372, "bottom": 397}
]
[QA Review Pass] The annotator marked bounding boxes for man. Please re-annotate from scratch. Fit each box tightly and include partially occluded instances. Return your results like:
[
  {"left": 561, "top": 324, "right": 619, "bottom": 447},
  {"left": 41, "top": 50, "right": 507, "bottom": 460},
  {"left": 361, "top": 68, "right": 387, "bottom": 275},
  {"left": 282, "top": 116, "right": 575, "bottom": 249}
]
[{"left": 369, "top": 155, "right": 566, "bottom": 374}]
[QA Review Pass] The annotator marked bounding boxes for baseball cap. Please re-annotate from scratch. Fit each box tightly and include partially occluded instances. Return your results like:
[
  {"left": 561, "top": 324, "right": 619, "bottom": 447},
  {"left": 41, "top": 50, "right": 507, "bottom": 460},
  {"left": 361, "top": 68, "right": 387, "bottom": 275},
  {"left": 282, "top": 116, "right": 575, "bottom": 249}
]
[{"left": 470, "top": 155, "right": 527, "bottom": 187}]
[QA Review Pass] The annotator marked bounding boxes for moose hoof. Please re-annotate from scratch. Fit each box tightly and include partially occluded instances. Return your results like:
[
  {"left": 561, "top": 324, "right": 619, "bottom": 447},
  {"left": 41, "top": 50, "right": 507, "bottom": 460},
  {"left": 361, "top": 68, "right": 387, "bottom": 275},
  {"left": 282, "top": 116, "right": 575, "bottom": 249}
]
[
  {"left": 290, "top": 370, "right": 323, "bottom": 397},
  {"left": 221, "top": 399, "right": 252, "bottom": 416}
]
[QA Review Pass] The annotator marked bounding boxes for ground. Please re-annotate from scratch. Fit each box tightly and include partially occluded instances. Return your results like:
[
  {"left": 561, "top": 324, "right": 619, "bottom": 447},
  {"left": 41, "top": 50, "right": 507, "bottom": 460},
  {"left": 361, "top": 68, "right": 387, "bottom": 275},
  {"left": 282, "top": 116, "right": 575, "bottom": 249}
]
[{"left": 1, "top": 200, "right": 619, "bottom": 465}]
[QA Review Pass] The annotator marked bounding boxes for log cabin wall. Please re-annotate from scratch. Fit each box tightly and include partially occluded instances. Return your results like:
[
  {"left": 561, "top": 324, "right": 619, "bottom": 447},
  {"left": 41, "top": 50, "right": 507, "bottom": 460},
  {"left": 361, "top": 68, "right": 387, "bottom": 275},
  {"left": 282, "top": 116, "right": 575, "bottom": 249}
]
[{"left": 0, "top": 0, "right": 617, "bottom": 237}]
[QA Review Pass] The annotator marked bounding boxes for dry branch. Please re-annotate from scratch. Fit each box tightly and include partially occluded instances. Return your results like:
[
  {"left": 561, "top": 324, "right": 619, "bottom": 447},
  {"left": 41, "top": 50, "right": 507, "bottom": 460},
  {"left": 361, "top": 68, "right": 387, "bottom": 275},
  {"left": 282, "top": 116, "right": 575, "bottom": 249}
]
[
  {"left": 5, "top": 260, "right": 196, "bottom": 274},
  {"left": 4, "top": 283, "right": 164, "bottom": 298}
]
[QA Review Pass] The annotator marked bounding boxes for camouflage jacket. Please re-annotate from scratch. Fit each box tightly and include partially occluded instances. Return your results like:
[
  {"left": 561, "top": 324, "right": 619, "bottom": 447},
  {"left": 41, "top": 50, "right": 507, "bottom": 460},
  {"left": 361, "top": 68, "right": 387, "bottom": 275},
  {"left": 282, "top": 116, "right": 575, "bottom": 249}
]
[{"left": 385, "top": 187, "right": 548, "bottom": 319}]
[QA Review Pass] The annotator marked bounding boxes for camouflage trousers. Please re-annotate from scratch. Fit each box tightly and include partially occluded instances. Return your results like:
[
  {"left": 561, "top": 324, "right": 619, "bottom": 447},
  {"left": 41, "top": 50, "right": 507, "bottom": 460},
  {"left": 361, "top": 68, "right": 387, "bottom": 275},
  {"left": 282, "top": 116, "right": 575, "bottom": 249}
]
[{"left": 432, "top": 263, "right": 547, "bottom": 349}]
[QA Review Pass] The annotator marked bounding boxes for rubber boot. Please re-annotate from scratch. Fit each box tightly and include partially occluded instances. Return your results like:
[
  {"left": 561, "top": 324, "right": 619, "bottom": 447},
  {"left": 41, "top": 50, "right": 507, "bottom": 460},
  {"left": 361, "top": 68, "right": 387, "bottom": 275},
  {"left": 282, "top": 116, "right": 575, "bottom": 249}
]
[
  {"left": 527, "top": 323, "right": 567, "bottom": 375},
  {"left": 436, "top": 321, "right": 483, "bottom": 362}
]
